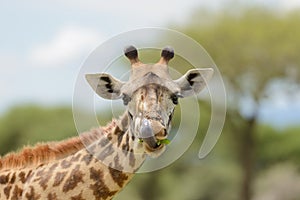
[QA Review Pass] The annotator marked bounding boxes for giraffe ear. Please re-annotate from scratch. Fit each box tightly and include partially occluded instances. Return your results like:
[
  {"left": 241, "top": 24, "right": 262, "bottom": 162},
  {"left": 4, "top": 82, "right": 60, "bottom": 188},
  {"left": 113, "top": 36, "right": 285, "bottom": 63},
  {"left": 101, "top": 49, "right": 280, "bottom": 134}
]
[
  {"left": 175, "top": 68, "right": 214, "bottom": 97},
  {"left": 85, "top": 73, "right": 125, "bottom": 100}
]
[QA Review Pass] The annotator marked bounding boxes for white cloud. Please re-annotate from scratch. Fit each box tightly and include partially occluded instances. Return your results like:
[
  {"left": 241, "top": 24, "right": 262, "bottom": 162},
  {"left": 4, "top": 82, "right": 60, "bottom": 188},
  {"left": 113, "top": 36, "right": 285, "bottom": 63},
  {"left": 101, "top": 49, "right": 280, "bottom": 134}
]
[
  {"left": 29, "top": 26, "right": 105, "bottom": 67},
  {"left": 278, "top": 0, "right": 300, "bottom": 11}
]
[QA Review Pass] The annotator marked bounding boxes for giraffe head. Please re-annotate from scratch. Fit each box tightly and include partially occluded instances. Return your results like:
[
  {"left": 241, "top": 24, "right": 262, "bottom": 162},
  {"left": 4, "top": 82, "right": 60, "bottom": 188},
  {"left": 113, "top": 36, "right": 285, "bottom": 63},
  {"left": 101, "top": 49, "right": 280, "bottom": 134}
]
[{"left": 86, "top": 46, "right": 213, "bottom": 157}]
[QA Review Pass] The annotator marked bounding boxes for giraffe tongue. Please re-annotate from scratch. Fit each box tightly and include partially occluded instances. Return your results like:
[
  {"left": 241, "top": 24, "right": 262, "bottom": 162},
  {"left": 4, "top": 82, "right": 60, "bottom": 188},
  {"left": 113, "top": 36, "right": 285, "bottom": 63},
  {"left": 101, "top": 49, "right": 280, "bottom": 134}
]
[
  {"left": 140, "top": 119, "right": 159, "bottom": 149},
  {"left": 143, "top": 137, "right": 159, "bottom": 149}
]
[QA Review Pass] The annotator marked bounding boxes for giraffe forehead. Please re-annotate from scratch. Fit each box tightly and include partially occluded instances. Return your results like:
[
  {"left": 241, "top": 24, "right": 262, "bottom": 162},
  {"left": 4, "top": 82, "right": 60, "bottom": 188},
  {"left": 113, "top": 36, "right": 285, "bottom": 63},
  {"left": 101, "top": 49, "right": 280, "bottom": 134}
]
[
  {"left": 135, "top": 85, "right": 168, "bottom": 102},
  {"left": 121, "top": 66, "right": 180, "bottom": 97},
  {"left": 132, "top": 86, "right": 171, "bottom": 117},
  {"left": 130, "top": 64, "right": 170, "bottom": 80}
]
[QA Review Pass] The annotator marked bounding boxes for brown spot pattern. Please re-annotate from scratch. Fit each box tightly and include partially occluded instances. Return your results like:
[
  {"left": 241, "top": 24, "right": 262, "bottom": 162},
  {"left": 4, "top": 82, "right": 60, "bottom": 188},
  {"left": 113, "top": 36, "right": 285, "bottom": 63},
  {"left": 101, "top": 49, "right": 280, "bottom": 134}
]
[
  {"left": 36, "top": 167, "right": 45, "bottom": 177},
  {"left": 98, "top": 144, "right": 113, "bottom": 161},
  {"left": 62, "top": 165, "right": 84, "bottom": 193},
  {"left": 107, "top": 133, "right": 113, "bottom": 141},
  {"left": 114, "top": 126, "right": 121, "bottom": 136},
  {"left": 81, "top": 154, "right": 93, "bottom": 166},
  {"left": 39, "top": 171, "right": 52, "bottom": 190},
  {"left": 122, "top": 134, "right": 130, "bottom": 156},
  {"left": 122, "top": 145, "right": 129, "bottom": 156},
  {"left": 112, "top": 155, "right": 123, "bottom": 171},
  {"left": 10, "top": 172, "right": 16, "bottom": 184},
  {"left": 71, "top": 191, "right": 84, "bottom": 200},
  {"left": 19, "top": 171, "right": 27, "bottom": 183},
  {"left": 26, "top": 170, "right": 33, "bottom": 182},
  {"left": 25, "top": 186, "right": 41, "bottom": 200},
  {"left": 109, "top": 167, "right": 128, "bottom": 188},
  {"left": 117, "top": 131, "right": 124, "bottom": 147},
  {"left": 129, "top": 149, "right": 136, "bottom": 167},
  {"left": 34, "top": 165, "right": 55, "bottom": 190},
  {"left": 0, "top": 174, "right": 9, "bottom": 184},
  {"left": 131, "top": 135, "right": 135, "bottom": 141},
  {"left": 4, "top": 185, "right": 12, "bottom": 199},
  {"left": 49, "top": 163, "right": 59, "bottom": 171},
  {"left": 12, "top": 185, "right": 23, "bottom": 199},
  {"left": 89, "top": 167, "right": 117, "bottom": 200},
  {"left": 61, "top": 160, "right": 72, "bottom": 169},
  {"left": 70, "top": 154, "right": 82, "bottom": 162},
  {"left": 47, "top": 192, "right": 58, "bottom": 200},
  {"left": 53, "top": 171, "right": 67, "bottom": 187},
  {"left": 119, "top": 117, "right": 128, "bottom": 132}
]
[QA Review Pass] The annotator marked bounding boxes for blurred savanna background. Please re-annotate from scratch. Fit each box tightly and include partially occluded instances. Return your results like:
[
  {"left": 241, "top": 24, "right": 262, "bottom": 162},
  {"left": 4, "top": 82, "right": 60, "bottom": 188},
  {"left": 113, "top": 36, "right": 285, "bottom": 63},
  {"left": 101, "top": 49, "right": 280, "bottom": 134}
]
[{"left": 1, "top": 1, "right": 300, "bottom": 200}]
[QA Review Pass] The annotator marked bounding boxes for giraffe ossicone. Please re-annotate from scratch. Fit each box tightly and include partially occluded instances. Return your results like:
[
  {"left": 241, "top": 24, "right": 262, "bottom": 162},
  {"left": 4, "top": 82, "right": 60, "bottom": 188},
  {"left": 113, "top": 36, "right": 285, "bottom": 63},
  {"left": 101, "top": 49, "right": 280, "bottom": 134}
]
[{"left": 0, "top": 46, "right": 213, "bottom": 200}]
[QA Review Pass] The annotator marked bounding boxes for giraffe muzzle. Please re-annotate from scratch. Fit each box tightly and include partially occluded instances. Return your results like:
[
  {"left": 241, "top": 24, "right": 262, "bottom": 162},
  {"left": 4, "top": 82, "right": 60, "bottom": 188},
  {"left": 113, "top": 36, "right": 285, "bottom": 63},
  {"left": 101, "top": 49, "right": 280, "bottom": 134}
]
[{"left": 140, "top": 119, "right": 167, "bottom": 151}]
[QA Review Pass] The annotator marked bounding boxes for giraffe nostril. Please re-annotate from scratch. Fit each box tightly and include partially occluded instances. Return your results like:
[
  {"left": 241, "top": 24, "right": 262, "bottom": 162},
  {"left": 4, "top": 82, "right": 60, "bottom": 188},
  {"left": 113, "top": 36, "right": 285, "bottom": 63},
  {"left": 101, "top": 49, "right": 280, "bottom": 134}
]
[{"left": 155, "top": 129, "right": 167, "bottom": 140}]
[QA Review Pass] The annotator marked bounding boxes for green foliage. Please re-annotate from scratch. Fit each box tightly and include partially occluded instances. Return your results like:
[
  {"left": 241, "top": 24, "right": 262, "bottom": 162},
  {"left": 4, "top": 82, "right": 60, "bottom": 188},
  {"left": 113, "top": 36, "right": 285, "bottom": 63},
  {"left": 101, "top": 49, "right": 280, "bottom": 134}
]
[
  {"left": 183, "top": 7, "right": 300, "bottom": 101},
  {"left": 257, "top": 125, "right": 300, "bottom": 166},
  {"left": 0, "top": 105, "right": 77, "bottom": 155}
]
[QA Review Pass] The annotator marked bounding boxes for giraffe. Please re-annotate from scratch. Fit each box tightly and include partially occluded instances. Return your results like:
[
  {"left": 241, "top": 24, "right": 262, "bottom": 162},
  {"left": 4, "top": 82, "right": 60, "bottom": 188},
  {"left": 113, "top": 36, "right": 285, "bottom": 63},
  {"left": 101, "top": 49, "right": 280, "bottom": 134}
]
[{"left": 0, "top": 46, "right": 213, "bottom": 200}]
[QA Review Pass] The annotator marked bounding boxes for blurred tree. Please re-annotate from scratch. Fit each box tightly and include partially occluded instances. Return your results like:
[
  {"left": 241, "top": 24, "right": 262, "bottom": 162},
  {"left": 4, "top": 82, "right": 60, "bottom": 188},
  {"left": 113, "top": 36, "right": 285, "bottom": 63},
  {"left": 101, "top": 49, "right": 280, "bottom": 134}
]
[
  {"left": 181, "top": 6, "right": 300, "bottom": 200},
  {"left": 257, "top": 125, "right": 300, "bottom": 166},
  {"left": 0, "top": 105, "right": 77, "bottom": 155}
]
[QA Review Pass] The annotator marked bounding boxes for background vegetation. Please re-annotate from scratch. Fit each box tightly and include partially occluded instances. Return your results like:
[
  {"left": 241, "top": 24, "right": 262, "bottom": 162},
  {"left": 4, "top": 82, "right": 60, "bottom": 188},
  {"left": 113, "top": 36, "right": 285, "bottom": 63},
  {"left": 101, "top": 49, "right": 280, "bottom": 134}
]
[{"left": 1, "top": 6, "right": 300, "bottom": 200}]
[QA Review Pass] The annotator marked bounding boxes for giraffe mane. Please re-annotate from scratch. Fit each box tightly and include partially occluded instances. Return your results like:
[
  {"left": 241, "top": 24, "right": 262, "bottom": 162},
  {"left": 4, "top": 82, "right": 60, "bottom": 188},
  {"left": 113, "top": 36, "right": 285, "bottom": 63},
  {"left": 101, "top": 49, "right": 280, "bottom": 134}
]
[{"left": 0, "top": 120, "right": 118, "bottom": 170}]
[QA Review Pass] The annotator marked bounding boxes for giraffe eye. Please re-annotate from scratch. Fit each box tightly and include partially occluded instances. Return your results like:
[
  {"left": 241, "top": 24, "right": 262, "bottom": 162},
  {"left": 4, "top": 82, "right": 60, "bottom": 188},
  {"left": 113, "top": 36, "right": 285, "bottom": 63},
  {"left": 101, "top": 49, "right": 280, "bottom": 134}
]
[
  {"left": 171, "top": 94, "right": 178, "bottom": 105},
  {"left": 122, "top": 94, "right": 131, "bottom": 105}
]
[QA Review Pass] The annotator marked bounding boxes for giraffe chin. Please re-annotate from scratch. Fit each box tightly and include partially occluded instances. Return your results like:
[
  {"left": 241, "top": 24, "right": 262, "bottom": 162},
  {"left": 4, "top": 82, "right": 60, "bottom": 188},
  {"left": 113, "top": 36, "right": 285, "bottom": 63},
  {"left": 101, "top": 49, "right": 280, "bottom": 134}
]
[{"left": 143, "top": 142, "right": 166, "bottom": 158}]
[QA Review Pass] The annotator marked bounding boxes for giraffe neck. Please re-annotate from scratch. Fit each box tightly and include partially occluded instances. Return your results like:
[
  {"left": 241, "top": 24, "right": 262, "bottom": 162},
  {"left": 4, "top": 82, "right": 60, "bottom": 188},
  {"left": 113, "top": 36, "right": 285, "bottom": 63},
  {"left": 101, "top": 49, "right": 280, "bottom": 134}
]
[
  {"left": 85, "top": 112, "right": 147, "bottom": 173},
  {"left": 0, "top": 112, "right": 147, "bottom": 200}
]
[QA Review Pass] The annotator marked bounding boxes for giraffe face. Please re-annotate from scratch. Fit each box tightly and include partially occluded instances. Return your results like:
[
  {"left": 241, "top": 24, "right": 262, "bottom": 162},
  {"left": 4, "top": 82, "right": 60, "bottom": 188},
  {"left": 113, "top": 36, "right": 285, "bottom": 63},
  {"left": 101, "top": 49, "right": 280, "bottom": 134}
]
[
  {"left": 86, "top": 46, "right": 214, "bottom": 157},
  {"left": 125, "top": 84, "right": 176, "bottom": 156}
]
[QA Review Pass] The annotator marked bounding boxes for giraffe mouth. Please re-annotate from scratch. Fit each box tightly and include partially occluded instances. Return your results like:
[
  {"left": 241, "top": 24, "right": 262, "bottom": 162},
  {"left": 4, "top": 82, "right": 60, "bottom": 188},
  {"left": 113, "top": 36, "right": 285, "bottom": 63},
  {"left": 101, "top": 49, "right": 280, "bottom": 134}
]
[
  {"left": 141, "top": 136, "right": 170, "bottom": 153},
  {"left": 143, "top": 137, "right": 161, "bottom": 149},
  {"left": 140, "top": 118, "right": 168, "bottom": 153},
  {"left": 143, "top": 137, "right": 165, "bottom": 152}
]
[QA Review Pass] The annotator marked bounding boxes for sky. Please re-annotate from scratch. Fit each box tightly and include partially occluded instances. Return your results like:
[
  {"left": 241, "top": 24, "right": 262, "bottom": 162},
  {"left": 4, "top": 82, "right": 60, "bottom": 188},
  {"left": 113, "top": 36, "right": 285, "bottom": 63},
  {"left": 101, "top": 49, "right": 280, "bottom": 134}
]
[{"left": 0, "top": 0, "right": 300, "bottom": 128}]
